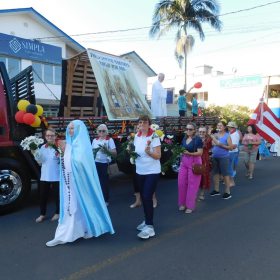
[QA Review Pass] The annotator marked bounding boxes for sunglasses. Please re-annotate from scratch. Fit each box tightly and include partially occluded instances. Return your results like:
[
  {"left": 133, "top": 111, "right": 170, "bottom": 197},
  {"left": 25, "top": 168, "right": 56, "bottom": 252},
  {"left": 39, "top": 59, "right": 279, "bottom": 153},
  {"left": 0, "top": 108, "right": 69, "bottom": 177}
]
[
  {"left": 199, "top": 131, "right": 206, "bottom": 133},
  {"left": 186, "top": 128, "right": 194, "bottom": 131},
  {"left": 98, "top": 130, "right": 106, "bottom": 133}
]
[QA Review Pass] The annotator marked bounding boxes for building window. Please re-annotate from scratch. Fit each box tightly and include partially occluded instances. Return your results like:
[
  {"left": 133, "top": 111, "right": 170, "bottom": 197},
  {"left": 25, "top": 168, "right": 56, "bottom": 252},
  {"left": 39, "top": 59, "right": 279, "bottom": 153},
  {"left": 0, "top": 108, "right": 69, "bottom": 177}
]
[
  {"left": 54, "top": 65, "right": 62, "bottom": 85},
  {"left": 0, "top": 56, "right": 21, "bottom": 78},
  {"left": 44, "top": 64, "right": 53, "bottom": 84},
  {"left": 42, "top": 105, "right": 59, "bottom": 117},
  {"left": 32, "top": 62, "right": 61, "bottom": 85}
]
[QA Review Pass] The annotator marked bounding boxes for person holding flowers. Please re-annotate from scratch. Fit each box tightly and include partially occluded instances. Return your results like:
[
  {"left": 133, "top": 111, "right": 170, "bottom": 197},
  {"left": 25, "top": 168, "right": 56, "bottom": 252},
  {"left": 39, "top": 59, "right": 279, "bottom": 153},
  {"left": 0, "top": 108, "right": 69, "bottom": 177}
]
[
  {"left": 133, "top": 115, "right": 161, "bottom": 240},
  {"left": 34, "top": 127, "right": 60, "bottom": 223},
  {"left": 92, "top": 124, "right": 117, "bottom": 205}
]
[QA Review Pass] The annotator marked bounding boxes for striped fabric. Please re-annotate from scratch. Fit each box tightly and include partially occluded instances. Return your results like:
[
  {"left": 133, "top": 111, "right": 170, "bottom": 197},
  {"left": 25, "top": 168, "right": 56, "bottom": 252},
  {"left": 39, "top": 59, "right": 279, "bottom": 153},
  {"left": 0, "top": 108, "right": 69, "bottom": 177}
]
[{"left": 249, "top": 100, "right": 280, "bottom": 144}]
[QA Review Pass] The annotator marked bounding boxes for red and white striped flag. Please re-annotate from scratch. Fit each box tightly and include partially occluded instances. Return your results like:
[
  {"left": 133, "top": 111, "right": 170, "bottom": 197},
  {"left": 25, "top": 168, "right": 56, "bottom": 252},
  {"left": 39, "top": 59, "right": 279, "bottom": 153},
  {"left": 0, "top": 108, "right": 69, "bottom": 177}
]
[{"left": 248, "top": 100, "right": 280, "bottom": 144}]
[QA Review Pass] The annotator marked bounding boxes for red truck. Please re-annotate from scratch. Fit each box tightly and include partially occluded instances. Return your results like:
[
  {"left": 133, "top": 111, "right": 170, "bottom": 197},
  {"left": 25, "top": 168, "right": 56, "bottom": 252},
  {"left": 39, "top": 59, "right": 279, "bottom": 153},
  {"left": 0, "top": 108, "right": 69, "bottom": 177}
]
[{"left": 0, "top": 62, "right": 218, "bottom": 214}]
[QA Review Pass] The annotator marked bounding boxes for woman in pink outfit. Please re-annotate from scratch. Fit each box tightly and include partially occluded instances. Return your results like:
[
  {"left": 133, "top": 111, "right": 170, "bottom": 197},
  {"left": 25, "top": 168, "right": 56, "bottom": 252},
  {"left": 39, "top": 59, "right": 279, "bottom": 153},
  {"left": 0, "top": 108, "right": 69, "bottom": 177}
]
[
  {"left": 178, "top": 123, "right": 203, "bottom": 214},
  {"left": 242, "top": 124, "right": 261, "bottom": 179}
]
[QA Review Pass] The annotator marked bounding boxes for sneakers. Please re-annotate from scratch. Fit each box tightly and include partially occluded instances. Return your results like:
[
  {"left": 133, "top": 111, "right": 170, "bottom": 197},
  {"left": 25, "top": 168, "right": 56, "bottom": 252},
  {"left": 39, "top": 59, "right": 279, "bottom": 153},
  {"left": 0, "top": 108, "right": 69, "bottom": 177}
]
[
  {"left": 136, "top": 221, "right": 146, "bottom": 231},
  {"left": 185, "top": 209, "right": 193, "bottom": 214},
  {"left": 137, "top": 225, "right": 155, "bottom": 240},
  {"left": 210, "top": 190, "right": 220, "bottom": 196},
  {"left": 222, "top": 193, "right": 232, "bottom": 200}
]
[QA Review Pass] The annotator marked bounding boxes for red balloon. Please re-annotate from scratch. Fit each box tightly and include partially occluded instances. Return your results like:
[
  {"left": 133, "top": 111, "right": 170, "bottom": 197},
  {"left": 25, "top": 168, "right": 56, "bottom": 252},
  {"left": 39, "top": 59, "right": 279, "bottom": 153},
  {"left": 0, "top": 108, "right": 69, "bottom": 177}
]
[
  {"left": 15, "top": 111, "right": 26, "bottom": 123},
  {"left": 194, "top": 82, "right": 202, "bottom": 89},
  {"left": 23, "top": 113, "right": 36, "bottom": 125}
]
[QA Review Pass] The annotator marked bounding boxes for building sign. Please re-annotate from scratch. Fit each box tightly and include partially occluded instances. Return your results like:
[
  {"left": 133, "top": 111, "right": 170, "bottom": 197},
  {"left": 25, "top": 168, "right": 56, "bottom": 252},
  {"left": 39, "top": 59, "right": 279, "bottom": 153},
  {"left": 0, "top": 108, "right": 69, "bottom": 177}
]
[
  {"left": 88, "top": 49, "right": 152, "bottom": 120},
  {"left": 220, "top": 75, "right": 262, "bottom": 88},
  {"left": 0, "top": 33, "right": 61, "bottom": 64}
]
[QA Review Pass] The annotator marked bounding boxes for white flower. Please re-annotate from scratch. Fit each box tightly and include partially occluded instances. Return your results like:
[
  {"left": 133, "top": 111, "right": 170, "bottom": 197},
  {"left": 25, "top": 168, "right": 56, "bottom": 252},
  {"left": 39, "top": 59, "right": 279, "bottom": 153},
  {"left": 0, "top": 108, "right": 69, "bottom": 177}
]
[
  {"left": 130, "top": 157, "right": 135, "bottom": 164},
  {"left": 160, "top": 134, "right": 165, "bottom": 141},
  {"left": 161, "top": 172, "right": 166, "bottom": 175},
  {"left": 164, "top": 147, "right": 169, "bottom": 152},
  {"left": 20, "top": 135, "right": 44, "bottom": 151},
  {"left": 150, "top": 124, "right": 159, "bottom": 131},
  {"left": 167, "top": 135, "right": 174, "bottom": 139}
]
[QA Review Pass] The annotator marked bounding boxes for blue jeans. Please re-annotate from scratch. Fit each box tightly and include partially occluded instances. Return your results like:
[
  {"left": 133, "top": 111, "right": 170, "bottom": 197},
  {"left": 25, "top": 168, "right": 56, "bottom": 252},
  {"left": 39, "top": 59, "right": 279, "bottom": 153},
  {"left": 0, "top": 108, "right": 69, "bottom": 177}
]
[
  {"left": 136, "top": 173, "right": 160, "bottom": 225},
  {"left": 228, "top": 152, "right": 239, "bottom": 177}
]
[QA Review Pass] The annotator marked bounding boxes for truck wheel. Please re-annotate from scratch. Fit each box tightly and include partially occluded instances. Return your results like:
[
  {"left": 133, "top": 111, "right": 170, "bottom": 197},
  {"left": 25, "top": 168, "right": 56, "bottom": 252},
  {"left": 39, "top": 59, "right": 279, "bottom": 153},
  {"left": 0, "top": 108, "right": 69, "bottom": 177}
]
[{"left": 0, "top": 160, "right": 30, "bottom": 214}]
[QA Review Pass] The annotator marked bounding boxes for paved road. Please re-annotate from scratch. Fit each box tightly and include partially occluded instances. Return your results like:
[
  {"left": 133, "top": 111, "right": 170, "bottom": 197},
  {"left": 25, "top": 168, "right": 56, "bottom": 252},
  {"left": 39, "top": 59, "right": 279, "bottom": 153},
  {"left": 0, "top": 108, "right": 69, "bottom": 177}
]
[{"left": 1, "top": 157, "right": 280, "bottom": 280}]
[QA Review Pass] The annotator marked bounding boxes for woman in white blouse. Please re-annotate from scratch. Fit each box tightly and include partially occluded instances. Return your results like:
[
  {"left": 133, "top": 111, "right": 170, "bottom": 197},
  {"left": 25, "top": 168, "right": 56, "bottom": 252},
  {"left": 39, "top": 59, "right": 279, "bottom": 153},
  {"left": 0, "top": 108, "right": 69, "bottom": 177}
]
[
  {"left": 92, "top": 124, "right": 117, "bottom": 205},
  {"left": 134, "top": 115, "right": 161, "bottom": 240}
]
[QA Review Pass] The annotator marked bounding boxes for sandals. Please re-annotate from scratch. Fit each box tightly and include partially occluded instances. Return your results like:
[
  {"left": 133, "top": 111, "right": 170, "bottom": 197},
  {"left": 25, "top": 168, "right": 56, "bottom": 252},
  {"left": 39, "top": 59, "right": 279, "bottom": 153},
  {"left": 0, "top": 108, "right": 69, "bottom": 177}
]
[
  {"left": 179, "top": 206, "right": 186, "bottom": 211},
  {"left": 185, "top": 209, "right": 193, "bottom": 214},
  {"left": 130, "top": 202, "right": 142, "bottom": 208}
]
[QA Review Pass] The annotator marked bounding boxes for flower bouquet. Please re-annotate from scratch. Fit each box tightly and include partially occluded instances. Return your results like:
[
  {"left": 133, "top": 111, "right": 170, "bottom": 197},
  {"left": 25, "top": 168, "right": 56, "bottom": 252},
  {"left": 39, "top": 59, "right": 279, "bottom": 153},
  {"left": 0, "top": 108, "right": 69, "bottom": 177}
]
[
  {"left": 20, "top": 135, "right": 44, "bottom": 162},
  {"left": 20, "top": 135, "right": 44, "bottom": 151},
  {"left": 117, "top": 132, "right": 140, "bottom": 165},
  {"left": 93, "top": 144, "right": 116, "bottom": 161}
]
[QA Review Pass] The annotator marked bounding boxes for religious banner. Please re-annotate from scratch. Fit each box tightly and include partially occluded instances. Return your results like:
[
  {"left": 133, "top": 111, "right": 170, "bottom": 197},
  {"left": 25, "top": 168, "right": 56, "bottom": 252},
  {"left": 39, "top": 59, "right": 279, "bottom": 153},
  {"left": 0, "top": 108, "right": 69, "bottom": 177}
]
[{"left": 87, "top": 49, "right": 152, "bottom": 120}]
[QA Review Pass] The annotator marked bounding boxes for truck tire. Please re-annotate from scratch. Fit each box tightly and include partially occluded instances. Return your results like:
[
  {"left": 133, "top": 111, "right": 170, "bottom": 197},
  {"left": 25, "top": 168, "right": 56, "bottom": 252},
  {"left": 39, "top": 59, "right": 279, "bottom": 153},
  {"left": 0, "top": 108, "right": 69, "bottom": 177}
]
[{"left": 0, "top": 159, "right": 30, "bottom": 214}]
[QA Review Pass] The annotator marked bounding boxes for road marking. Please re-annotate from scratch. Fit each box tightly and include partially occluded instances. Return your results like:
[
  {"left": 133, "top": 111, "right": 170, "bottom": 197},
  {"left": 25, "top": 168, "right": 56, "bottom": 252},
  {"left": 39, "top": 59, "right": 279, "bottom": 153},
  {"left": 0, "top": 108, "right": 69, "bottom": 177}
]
[{"left": 62, "top": 183, "right": 280, "bottom": 280}]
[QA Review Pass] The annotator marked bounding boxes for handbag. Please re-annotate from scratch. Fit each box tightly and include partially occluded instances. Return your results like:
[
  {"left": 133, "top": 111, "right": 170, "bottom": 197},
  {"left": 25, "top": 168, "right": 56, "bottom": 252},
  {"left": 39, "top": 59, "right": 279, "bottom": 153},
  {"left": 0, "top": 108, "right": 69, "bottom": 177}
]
[
  {"left": 191, "top": 136, "right": 205, "bottom": 175},
  {"left": 192, "top": 163, "right": 205, "bottom": 175}
]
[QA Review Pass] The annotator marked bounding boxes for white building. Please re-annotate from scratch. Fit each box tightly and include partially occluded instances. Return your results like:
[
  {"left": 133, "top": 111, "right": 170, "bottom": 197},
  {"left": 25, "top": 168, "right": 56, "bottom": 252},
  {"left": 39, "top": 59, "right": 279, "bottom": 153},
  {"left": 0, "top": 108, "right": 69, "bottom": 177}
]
[{"left": 0, "top": 7, "right": 85, "bottom": 115}]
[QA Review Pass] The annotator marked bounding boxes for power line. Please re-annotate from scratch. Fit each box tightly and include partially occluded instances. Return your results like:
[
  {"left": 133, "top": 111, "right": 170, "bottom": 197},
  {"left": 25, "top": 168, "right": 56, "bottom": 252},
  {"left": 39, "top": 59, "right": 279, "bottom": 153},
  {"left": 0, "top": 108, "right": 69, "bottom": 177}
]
[{"left": 33, "top": 0, "right": 280, "bottom": 41}]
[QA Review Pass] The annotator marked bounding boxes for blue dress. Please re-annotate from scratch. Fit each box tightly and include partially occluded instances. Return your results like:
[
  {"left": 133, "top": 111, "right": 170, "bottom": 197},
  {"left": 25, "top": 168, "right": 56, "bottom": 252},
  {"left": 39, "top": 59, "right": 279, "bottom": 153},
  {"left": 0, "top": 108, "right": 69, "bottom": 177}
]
[{"left": 50, "top": 120, "right": 114, "bottom": 243}]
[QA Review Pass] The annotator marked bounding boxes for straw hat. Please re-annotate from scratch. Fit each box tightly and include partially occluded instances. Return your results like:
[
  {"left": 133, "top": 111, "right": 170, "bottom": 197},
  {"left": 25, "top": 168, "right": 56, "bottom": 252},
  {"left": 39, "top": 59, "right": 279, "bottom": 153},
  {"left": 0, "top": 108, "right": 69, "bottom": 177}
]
[{"left": 227, "top": 121, "right": 238, "bottom": 128}]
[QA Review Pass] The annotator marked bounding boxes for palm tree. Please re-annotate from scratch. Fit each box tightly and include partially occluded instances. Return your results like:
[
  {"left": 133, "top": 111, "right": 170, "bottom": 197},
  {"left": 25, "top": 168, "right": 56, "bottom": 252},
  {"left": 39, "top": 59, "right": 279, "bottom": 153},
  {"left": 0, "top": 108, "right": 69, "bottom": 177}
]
[{"left": 150, "top": 0, "right": 222, "bottom": 90}]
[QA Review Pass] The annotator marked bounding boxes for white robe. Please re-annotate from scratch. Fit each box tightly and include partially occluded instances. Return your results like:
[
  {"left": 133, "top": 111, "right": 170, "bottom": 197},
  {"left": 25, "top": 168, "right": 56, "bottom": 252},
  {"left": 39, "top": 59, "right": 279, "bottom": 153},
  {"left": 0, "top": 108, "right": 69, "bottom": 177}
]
[
  {"left": 151, "top": 80, "right": 167, "bottom": 117},
  {"left": 52, "top": 145, "right": 92, "bottom": 243}
]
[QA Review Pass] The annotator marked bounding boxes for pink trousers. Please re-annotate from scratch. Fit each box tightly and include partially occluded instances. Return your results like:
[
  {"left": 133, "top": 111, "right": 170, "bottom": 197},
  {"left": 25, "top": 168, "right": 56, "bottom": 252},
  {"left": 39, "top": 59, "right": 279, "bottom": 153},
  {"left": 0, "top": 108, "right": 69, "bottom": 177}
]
[{"left": 178, "top": 155, "right": 202, "bottom": 210}]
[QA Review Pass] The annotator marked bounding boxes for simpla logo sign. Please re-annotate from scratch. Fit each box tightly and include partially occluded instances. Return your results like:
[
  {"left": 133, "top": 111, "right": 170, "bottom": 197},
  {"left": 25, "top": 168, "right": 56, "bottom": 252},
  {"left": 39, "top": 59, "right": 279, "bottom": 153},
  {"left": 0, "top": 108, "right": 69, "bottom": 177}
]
[
  {"left": 0, "top": 33, "right": 62, "bottom": 64},
  {"left": 9, "top": 38, "right": 22, "bottom": 53},
  {"left": 9, "top": 37, "right": 45, "bottom": 55}
]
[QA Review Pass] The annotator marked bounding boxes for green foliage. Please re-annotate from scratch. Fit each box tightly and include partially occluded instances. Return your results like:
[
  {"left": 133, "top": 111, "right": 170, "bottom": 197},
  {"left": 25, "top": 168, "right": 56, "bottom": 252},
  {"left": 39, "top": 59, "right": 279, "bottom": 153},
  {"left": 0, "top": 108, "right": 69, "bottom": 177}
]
[{"left": 203, "top": 104, "right": 252, "bottom": 133}]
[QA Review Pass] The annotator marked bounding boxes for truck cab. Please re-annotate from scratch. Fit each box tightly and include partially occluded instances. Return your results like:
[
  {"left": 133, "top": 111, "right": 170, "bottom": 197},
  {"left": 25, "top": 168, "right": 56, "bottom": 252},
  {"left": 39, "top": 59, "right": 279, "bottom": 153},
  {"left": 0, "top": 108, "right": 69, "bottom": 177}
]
[{"left": 0, "top": 62, "right": 40, "bottom": 214}]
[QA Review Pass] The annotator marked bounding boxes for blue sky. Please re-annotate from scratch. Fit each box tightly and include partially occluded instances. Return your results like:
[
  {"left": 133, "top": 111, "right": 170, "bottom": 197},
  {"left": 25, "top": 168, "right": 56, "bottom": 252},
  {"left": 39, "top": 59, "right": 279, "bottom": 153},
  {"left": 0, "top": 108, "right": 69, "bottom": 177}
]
[{"left": 1, "top": 0, "right": 280, "bottom": 77}]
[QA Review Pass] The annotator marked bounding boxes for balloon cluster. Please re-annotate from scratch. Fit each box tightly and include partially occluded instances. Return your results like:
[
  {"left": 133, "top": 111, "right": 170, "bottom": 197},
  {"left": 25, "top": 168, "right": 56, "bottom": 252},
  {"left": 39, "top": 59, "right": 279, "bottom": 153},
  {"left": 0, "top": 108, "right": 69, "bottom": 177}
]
[{"left": 15, "top": 100, "right": 44, "bottom": 127}]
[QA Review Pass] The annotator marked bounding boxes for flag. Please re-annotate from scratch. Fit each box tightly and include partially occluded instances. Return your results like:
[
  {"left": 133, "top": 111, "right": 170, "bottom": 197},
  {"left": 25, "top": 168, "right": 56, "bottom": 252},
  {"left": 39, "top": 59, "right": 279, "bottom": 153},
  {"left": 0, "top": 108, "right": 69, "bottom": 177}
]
[{"left": 248, "top": 100, "right": 280, "bottom": 144}]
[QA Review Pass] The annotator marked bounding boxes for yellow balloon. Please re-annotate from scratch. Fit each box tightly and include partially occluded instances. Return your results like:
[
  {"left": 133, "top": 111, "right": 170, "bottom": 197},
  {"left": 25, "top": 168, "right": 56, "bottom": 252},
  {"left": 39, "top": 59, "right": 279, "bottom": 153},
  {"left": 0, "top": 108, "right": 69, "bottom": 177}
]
[
  {"left": 30, "top": 116, "right": 41, "bottom": 127},
  {"left": 35, "top": 105, "right": 44, "bottom": 116},
  {"left": 17, "top": 100, "right": 30, "bottom": 112}
]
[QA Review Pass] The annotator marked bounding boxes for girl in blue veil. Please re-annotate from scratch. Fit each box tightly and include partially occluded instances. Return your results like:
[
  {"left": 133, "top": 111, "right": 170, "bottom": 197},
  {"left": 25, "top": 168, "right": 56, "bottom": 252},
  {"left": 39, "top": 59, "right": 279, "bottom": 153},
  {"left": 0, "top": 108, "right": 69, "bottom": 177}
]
[{"left": 46, "top": 120, "right": 114, "bottom": 247}]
